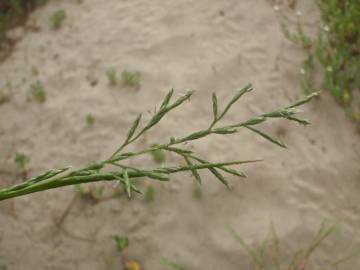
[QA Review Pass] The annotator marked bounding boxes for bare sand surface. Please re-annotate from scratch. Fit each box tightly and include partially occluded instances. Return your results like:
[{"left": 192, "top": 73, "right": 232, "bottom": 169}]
[{"left": 1, "top": 0, "right": 360, "bottom": 269}]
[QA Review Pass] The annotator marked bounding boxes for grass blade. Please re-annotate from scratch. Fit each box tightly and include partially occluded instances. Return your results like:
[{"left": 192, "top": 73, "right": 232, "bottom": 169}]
[
  {"left": 212, "top": 93, "right": 218, "bottom": 120},
  {"left": 123, "top": 169, "right": 131, "bottom": 198},
  {"left": 219, "top": 84, "right": 253, "bottom": 119},
  {"left": 183, "top": 155, "right": 202, "bottom": 184},
  {"left": 160, "top": 88, "right": 174, "bottom": 109},
  {"left": 208, "top": 167, "right": 230, "bottom": 188},
  {"left": 126, "top": 114, "right": 142, "bottom": 142},
  {"left": 245, "top": 126, "right": 286, "bottom": 148},
  {"left": 227, "top": 225, "right": 262, "bottom": 267}
]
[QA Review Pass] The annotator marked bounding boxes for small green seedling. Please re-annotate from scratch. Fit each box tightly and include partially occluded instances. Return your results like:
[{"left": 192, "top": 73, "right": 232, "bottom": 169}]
[
  {"left": 86, "top": 114, "right": 95, "bottom": 127},
  {"left": 150, "top": 144, "right": 166, "bottom": 163},
  {"left": 106, "top": 68, "right": 118, "bottom": 86},
  {"left": 144, "top": 185, "right": 155, "bottom": 202},
  {"left": 113, "top": 235, "right": 129, "bottom": 253},
  {"left": 121, "top": 70, "right": 141, "bottom": 88},
  {"left": 29, "top": 81, "right": 46, "bottom": 103},
  {"left": 50, "top": 9, "right": 66, "bottom": 29},
  {"left": 14, "top": 152, "right": 30, "bottom": 179}
]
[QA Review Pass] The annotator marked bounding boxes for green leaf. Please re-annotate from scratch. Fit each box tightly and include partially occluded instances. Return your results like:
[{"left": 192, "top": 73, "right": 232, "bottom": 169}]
[
  {"left": 227, "top": 225, "right": 262, "bottom": 266},
  {"left": 183, "top": 155, "right": 202, "bottom": 184},
  {"left": 166, "top": 90, "right": 194, "bottom": 110},
  {"left": 113, "top": 235, "right": 129, "bottom": 253},
  {"left": 287, "top": 92, "right": 319, "bottom": 109},
  {"left": 212, "top": 127, "right": 238, "bottom": 134},
  {"left": 142, "top": 91, "right": 194, "bottom": 134},
  {"left": 8, "top": 167, "right": 69, "bottom": 192},
  {"left": 84, "top": 162, "right": 104, "bottom": 171},
  {"left": 160, "top": 89, "right": 174, "bottom": 109},
  {"left": 242, "top": 116, "right": 266, "bottom": 126},
  {"left": 29, "top": 167, "right": 69, "bottom": 183},
  {"left": 209, "top": 167, "right": 230, "bottom": 188},
  {"left": 305, "top": 220, "right": 335, "bottom": 259},
  {"left": 218, "top": 166, "right": 246, "bottom": 178},
  {"left": 109, "top": 173, "right": 142, "bottom": 194},
  {"left": 123, "top": 169, "right": 131, "bottom": 198},
  {"left": 263, "top": 108, "right": 296, "bottom": 118},
  {"left": 245, "top": 126, "right": 286, "bottom": 148},
  {"left": 181, "top": 130, "right": 210, "bottom": 142},
  {"left": 212, "top": 93, "right": 218, "bottom": 120},
  {"left": 220, "top": 84, "right": 253, "bottom": 118},
  {"left": 286, "top": 116, "right": 310, "bottom": 125},
  {"left": 126, "top": 114, "right": 142, "bottom": 142},
  {"left": 164, "top": 146, "right": 193, "bottom": 155}
]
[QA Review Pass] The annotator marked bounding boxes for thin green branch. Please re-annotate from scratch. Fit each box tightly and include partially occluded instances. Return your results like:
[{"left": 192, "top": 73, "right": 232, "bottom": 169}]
[{"left": 0, "top": 85, "right": 317, "bottom": 201}]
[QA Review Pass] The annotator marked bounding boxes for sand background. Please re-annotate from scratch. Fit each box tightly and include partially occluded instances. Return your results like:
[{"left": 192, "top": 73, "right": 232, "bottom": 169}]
[{"left": 1, "top": 0, "right": 360, "bottom": 269}]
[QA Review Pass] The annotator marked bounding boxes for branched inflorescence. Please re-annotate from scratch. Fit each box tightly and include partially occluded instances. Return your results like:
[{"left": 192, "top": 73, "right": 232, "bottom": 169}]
[{"left": 0, "top": 84, "right": 318, "bottom": 201}]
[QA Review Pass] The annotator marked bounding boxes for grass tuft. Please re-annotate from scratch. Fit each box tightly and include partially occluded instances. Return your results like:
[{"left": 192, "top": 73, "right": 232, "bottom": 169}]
[
  {"left": 122, "top": 70, "right": 141, "bottom": 88},
  {"left": 106, "top": 68, "right": 118, "bottom": 86},
  {"left": 50, "top": 9, "right": 66, "bottom": 29},
  {"left": 226, "top": 220, "right": 358, "bottom": 270},
  {"left": 113, "top": 235, "right": 129, "bottom": 253},
  {"left": 278, "top": 0, "right": 360, "bottom": 123},
  {"left": 29, "top": 81, "right": 46, "bottom": 103}
]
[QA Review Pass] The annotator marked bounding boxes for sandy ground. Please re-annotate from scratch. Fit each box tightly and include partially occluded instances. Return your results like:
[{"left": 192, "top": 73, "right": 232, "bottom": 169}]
[{"left": 1, "top": 0, "right": 360, "bottom": 269}]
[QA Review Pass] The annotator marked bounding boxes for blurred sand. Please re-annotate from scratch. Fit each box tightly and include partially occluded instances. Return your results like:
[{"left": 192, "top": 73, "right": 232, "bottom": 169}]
[{"left": 0, "top": 0, "right": 360, "bottom": 269}]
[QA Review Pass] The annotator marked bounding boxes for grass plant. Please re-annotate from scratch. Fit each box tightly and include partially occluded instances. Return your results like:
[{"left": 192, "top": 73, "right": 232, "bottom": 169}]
[
  {"left": 0, "top": 85, "right": 317, "bottom": 201},
  {"left": 106, "top": 68, "right": 118, "bottom": 86},
  {"left": 50, "top": 9, "right": 66, "bottom": 29},
  {"left": 121, "top": 70, "right": 141, "bottom": 88},
  {"left": 127, "top": 220, "right": 358, "bottom": 270},
  {"left": 278, "top": 0, "right": 360, "bottom": 123},
  {"left": 29, "top": 80, "right": 46, "bottom": 103},
  {"left": 227, "top": 221, "right": 357, "bottom": 270},
  {"left": 113, "top": 235, "right": 129, "bottom": 253}
]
